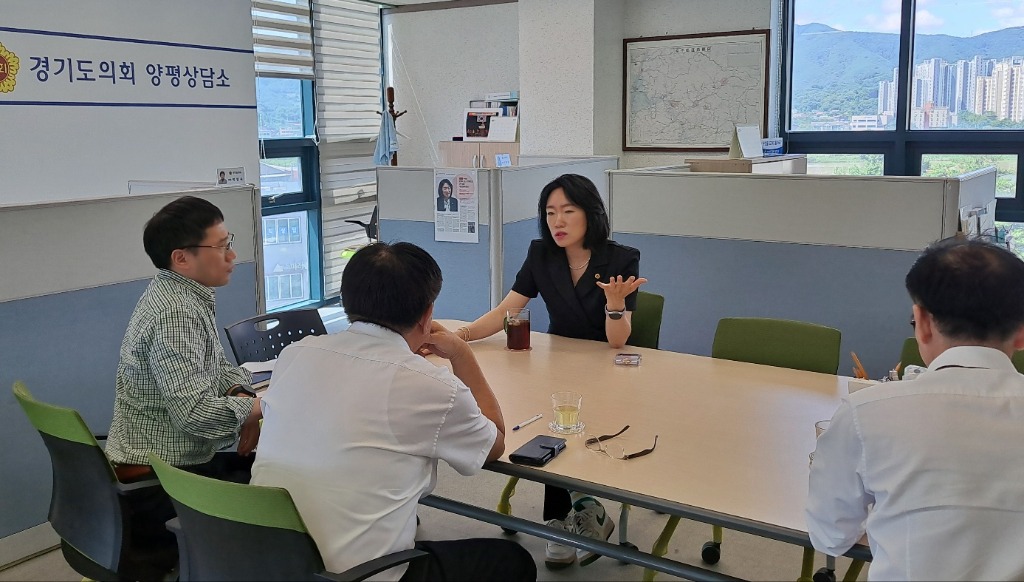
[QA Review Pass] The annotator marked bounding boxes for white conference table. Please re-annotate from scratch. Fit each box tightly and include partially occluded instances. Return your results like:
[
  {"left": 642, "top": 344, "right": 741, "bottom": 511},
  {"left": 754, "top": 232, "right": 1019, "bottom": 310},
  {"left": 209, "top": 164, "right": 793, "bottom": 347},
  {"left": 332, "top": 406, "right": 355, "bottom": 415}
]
[{"left": 422, "top": 321, "right": 871, "bottom": 581}]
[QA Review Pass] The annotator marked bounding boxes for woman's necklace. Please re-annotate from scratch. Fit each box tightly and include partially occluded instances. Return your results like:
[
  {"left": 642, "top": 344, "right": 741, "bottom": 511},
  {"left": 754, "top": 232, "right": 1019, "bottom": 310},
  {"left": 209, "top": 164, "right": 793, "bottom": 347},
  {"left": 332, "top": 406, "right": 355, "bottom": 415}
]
[{"left": 568, "top": 256, "right": 591, "bottom": 270}]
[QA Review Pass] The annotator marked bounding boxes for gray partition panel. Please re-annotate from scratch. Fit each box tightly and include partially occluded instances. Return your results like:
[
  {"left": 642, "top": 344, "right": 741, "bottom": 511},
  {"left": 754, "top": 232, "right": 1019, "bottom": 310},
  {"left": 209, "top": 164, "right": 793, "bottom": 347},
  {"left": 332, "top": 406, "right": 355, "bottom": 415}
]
[
  {"left": 0, "top": 262, "right": 257, "bottom": 538},
  {"left": 614, "top": 233, "right": 918, "bottom": 379},
  {"left": 378, "top": 219, "right": 492, "bottom": 322},
  {"left": 498, "top": 158, "right": 617, "bottom": 223},
  {"left": 0, "top": 186, "right": 258, "bottom": 303}
]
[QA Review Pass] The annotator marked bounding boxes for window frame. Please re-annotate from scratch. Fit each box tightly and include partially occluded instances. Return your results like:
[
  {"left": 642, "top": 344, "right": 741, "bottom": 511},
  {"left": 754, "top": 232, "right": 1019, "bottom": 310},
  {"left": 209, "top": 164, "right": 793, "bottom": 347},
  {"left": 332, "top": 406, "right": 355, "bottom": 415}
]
[
  {"left": 780, "top": 0, "right": 1024, "bottom": 222},
  {"left": 258, "top": 78, "right": 324, "bottom": 310}
]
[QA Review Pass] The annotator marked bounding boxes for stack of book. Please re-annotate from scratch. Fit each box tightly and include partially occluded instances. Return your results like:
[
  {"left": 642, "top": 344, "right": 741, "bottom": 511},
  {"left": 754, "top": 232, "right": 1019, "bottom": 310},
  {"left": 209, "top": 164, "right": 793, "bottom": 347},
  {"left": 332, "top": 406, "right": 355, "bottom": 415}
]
[{"left": 469, "top": 91, "right": 519, "bottom": 117}]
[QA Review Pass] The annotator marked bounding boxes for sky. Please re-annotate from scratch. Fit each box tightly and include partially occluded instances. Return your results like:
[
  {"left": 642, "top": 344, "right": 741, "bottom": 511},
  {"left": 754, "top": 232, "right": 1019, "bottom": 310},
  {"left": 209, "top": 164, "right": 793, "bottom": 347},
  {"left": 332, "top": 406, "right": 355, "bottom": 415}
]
[{"left": 796, "top": 0, "right": 1024, "bottom": 37}]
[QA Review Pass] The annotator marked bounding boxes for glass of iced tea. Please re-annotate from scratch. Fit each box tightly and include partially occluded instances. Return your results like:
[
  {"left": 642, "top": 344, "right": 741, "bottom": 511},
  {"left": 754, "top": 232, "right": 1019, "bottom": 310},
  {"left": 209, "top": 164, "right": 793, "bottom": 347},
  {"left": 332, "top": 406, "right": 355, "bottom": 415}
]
[
  {"left": 550, "top": 391, "right": 584, "bottom": 434},
  {"left": 505, "top": 308, "right": 531, "bottom": 351}
]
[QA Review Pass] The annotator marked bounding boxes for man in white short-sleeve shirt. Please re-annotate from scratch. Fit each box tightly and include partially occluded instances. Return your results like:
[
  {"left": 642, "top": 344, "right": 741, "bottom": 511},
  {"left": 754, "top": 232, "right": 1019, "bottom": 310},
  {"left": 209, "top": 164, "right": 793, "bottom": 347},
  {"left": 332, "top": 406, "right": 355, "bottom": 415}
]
[
  {"left": 806, "top": 238, "right": 1024, "bottom": 581},
  {"left": 251, "top": 242, "right": 536, "bottom": 582}
]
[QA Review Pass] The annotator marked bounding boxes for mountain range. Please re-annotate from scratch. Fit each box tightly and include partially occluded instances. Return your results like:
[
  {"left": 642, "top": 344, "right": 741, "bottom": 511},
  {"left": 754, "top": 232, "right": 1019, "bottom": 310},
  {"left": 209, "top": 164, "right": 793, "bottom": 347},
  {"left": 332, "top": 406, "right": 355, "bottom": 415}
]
[{"left": 791, "top": 23, "right": 1024, "bottom": 116}]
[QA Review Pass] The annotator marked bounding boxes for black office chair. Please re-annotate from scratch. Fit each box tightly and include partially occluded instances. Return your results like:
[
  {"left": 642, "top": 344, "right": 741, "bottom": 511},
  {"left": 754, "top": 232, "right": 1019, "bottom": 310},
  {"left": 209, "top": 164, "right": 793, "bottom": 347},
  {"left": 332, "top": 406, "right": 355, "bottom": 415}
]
[
  {"left": 224, "top": 308, "right": 327, "bottom": 364},
  {"left": 149, "top": 453, "right": 428, "bottom": 582},
  {"left": 345, "top": 206, "right": 379, "bottom": 241},
  {"left": 12, "top": 382, "right": 178, "bottom": 582}
]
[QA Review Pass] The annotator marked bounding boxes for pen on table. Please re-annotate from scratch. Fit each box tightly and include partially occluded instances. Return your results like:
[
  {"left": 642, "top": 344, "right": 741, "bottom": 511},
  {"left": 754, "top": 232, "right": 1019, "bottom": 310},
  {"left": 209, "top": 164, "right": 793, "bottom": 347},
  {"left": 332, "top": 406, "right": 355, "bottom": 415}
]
[{"left": 512, "top": 414, "right": 543, "bottom": 431}]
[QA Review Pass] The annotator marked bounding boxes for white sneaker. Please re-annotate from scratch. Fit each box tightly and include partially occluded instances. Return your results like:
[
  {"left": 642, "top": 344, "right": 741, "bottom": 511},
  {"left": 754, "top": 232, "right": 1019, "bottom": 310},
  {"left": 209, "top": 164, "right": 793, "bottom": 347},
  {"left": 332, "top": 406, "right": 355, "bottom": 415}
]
[
  {"left": 572, "top": 501, "right": 615, "bottom": 566},
  {"left": 544, "top": 518, "right": 576, "bottom": 569}
]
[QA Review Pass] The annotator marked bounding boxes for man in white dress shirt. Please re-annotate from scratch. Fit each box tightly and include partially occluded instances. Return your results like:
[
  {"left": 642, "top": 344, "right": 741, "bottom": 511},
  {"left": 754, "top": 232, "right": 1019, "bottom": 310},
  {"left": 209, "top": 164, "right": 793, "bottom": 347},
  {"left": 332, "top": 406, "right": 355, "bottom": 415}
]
[
  {"left": 806, "top": 238, "right": 1024, "bottom": 581},
  {"left": 251, "top": 242, "right": 536, "bottom": 581}
]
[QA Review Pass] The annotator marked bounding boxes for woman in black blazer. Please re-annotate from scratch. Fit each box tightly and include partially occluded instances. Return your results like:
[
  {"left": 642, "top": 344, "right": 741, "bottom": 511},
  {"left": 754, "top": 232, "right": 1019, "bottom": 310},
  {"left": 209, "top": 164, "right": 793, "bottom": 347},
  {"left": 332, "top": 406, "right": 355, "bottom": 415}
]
[
  {"left": 436, "top": 178, "right": 458, "bottom": 212},
  {"left": 452, "top": 173, "right": 647, "bottom": 569}
]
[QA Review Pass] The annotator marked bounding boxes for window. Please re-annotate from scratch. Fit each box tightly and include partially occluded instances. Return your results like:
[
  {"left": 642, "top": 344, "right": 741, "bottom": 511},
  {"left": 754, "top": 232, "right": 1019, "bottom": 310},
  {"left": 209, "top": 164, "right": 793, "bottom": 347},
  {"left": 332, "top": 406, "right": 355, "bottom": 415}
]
[
  {"left": 253, "top": 0, "right": 322, "bottom": 311},
  {"left": 920, "top": 154, "right": 1018, "bottom": 198},
  {"left": 256, "top": 77, "right": 305, "bottom": 139},
  {"left": 252, "top": 0, "right": 384, "bottom": 308},
  {"left": 265, "top": 273, "right": 306, "bottom": 303},
  {"left": 783, "top": 0, "right": 1024, "bottom": 221},
  {"left": 806, "top": 154, "right": 885, "bottom": 176}
]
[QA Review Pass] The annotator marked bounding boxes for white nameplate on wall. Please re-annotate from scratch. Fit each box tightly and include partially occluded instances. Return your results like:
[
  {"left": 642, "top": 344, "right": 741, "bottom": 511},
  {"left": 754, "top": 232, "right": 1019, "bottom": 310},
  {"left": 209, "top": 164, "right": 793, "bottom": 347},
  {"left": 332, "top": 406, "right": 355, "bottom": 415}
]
[{"left": 217, "top": 166, "right": 245, "bottom": 186}]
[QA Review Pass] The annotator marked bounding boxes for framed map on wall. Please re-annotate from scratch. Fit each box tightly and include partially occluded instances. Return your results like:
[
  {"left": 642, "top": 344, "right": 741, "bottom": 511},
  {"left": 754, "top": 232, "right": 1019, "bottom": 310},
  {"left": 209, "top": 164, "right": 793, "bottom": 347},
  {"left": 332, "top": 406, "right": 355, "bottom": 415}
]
[{"left": 623, "top": 30, "right": 770, "bottom": 151}]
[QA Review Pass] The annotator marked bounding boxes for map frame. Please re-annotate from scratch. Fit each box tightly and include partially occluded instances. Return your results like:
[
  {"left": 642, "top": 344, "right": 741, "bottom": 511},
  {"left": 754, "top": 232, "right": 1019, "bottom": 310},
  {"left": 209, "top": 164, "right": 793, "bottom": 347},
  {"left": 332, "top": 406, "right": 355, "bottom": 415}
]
[{"left": 623, "top": 30, "right": 770, "bottom": 152}]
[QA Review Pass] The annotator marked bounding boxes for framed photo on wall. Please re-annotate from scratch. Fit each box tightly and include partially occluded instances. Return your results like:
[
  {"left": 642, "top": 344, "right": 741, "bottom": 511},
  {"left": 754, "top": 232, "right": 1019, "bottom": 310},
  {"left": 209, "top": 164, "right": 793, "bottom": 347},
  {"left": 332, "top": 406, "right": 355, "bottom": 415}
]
[{"left": 623, "top": 30, "right": 770, "bottom": 152}]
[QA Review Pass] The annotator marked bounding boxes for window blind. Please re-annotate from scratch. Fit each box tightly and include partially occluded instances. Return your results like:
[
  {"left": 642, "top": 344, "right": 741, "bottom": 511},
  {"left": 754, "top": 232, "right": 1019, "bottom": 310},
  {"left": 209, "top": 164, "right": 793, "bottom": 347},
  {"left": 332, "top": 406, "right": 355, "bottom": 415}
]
[
  {"left": 313, "top": 0, "right": 383, "bottom": 142},
  {"left": 253, "top": 0, "right": 315, "bottom": 79},
  {"left": 320, "top": 142, "right": 378, "bottom": 298},
  {"left": 312, "top": 0, "right": 384, "bottom": 298}
]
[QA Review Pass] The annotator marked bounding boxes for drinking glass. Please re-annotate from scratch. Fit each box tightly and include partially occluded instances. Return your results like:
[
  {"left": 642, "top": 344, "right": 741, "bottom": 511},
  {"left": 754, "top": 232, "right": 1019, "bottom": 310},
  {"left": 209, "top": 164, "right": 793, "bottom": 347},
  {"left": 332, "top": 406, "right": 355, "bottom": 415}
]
[
  {"left": 505, "top": 308, "right": 531, "bottom": 351},
  {"left": 550, "top": 391, "right": 584, "bottom": 434}
]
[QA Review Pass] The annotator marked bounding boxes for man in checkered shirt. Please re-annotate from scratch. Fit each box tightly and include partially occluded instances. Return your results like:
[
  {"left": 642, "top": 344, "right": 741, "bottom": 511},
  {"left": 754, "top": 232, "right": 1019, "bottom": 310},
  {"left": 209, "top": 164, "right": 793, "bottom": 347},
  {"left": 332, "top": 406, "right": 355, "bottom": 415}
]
[{"left": 106, "top": 196, "right": 262, "bottom": 484}]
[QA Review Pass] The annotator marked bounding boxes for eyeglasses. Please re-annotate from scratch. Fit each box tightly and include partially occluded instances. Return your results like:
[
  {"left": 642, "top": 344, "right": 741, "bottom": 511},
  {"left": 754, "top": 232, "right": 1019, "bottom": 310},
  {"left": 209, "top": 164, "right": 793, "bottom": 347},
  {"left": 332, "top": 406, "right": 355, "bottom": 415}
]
[
  {"left": 184, "top": 233, "right": 234, "bottom": 252},
  {"left": 584, "top": 425, "right": 658, "bottom": 460}
]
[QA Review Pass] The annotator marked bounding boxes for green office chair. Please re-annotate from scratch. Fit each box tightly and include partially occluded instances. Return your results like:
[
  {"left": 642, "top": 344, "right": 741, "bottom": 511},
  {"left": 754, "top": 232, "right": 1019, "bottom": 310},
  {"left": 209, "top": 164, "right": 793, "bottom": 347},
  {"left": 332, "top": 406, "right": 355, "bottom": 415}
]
[
  {"left": 644, "top": 317, "right": 844, "bottom": 582},
  {"left": 898, "top": 337, "right": 926, "bottom": 378},
  {"left": 148, "top": 453, "right": 428, "bottom": 581},
  {"left": 711, "top": 317, "right": 842, "bottom": 375},
  {"left": 627, "top": 291, "right": 665, "bottom": 349},
  {"left": 496, "top": 291, "right": 666, "bottom": 554},
  {"left": 13, "top": 382, "right": 178, "bottom": 582},
  {"left": 1013, "top": 351, "right": 1024, "bottom": 373},
  {"left": 901, "top": 336, "right": 1024, "bottom": 377}
]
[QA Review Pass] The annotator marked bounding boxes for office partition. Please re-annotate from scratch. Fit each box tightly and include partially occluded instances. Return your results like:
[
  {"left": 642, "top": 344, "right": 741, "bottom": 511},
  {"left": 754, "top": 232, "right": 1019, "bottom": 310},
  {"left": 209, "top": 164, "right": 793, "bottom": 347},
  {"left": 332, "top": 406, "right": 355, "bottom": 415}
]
[{"left": 609, "top": 168, "right": 996, "bottom": 378}]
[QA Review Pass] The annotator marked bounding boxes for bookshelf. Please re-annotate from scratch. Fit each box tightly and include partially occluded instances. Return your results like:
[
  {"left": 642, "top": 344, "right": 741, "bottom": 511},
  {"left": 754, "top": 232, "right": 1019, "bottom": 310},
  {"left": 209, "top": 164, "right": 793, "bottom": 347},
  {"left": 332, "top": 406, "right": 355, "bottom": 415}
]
[{"left": 446, "top": 90, "right": 519, "bottom": 167}]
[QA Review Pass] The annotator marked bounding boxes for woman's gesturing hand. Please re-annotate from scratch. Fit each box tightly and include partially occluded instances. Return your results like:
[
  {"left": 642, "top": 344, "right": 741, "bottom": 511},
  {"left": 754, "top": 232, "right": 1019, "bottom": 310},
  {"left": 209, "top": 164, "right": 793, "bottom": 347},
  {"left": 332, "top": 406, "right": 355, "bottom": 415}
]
[{"left": 596, "top": 275, "right": 648, "bottom": 309}]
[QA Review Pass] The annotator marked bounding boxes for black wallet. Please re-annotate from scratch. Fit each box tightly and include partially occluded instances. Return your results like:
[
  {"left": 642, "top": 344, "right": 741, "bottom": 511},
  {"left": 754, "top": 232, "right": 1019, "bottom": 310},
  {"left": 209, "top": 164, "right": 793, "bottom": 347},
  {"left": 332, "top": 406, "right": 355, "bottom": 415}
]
[{"left": 508, "top": 435, "right": 567, "bottom": 467}]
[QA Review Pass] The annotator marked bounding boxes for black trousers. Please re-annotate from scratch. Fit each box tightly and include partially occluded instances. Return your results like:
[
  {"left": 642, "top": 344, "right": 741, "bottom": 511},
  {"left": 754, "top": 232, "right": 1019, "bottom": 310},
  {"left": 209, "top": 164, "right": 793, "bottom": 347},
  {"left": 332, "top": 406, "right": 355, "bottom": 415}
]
[
  {"left": 400, "top": 538, "right": 537, "bottom": 582},
  {"left": 542, "top": 485, "right": 573, "bottom": 521}
]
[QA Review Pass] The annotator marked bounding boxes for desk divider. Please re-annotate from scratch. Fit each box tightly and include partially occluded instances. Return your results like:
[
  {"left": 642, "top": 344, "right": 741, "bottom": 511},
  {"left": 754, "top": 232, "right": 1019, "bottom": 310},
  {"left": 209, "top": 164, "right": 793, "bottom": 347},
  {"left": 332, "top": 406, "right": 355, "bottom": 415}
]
[{"left": 608, "top": 168, "right": 995, "bottom": 379}]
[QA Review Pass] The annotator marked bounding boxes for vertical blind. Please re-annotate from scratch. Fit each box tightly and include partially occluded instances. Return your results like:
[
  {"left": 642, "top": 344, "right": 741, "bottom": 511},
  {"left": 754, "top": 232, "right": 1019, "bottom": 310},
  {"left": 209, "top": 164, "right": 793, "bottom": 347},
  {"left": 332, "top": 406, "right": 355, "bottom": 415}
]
[{"left": 313, "top": 0, "right": 383, "bottom": 298}]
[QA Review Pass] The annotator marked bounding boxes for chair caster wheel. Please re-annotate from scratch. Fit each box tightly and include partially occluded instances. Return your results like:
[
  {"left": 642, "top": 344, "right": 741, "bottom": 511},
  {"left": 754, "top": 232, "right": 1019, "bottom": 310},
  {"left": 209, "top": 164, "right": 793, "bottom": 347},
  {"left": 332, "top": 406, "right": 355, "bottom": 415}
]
[
  {"left": 617, "top": 541, "right": 638, "bottom": 564},
  {"left": 500, "top": 527, "right": 518, "bottom": 535},
  {"left": 701, "top": 541, "right": 721, "bottom": 565},
  {"left": 812, "top": 567, "right": 836, "bottom": 582}
]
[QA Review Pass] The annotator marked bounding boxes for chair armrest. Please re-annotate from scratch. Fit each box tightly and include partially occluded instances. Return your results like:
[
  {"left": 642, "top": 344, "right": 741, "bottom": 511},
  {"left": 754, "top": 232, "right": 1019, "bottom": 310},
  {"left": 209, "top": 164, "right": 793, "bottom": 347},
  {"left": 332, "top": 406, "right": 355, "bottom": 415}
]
[{"left": 318, "top": 549, "right": 429, "bottom": 582}]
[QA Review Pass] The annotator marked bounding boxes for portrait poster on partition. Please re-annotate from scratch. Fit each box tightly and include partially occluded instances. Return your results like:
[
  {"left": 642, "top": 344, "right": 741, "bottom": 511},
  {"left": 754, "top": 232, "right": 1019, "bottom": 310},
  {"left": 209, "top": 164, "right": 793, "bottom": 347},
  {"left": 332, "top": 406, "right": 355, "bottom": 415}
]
[{"left": 434, "top": 169, "right": 479, "bottom": 243}]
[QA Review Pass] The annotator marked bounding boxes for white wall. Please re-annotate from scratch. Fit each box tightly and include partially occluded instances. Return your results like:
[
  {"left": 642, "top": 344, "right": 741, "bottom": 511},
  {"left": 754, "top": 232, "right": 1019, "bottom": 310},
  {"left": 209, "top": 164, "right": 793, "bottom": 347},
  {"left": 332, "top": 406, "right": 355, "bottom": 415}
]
[
  {"left": 518, "top": 0, "right": 596, "bottom": 156},
  {"left": 0, "top": 0, "right": 259, "bottom": 205},
  {"left": 385, "top": 3, "right": 519, "bottom": 167},
  {"left": 387, "top": 0, "right": 773, "bottom": 168}
]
